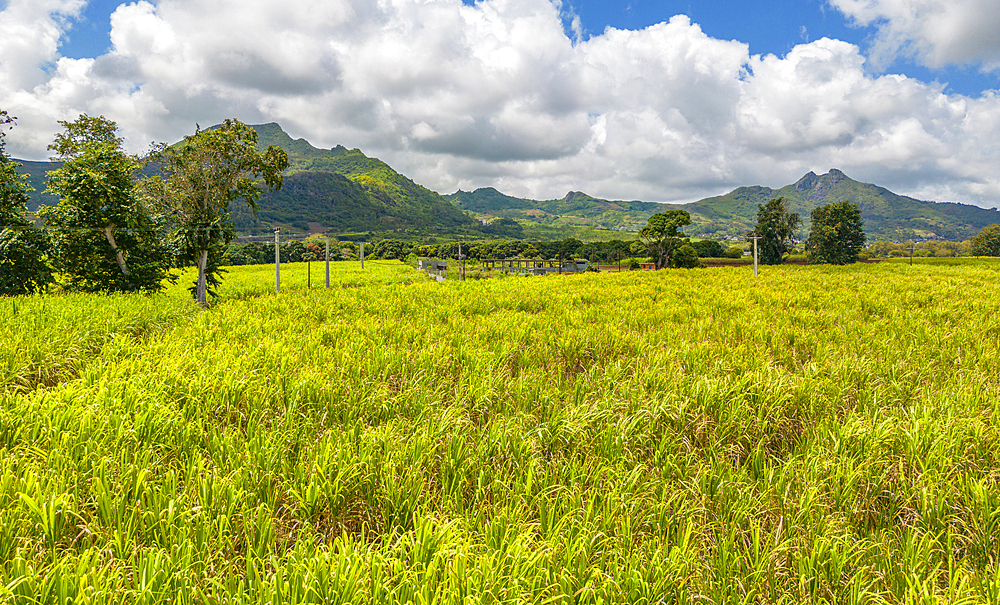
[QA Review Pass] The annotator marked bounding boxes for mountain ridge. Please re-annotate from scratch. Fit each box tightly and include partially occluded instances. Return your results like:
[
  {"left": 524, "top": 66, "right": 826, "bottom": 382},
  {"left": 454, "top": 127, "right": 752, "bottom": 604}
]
[
  {"left": 684, "top": 168, "right": 1000, "bottom": 240},
  {"left": 13, "top": 122, "right": 999, "bottom": 241}
]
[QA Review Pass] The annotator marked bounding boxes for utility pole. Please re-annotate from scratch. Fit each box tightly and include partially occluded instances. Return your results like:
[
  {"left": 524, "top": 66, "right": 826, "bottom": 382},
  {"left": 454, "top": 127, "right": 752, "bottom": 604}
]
[
  {"left": 360, "top": 242, "right": 365, "bottom": 269},
  {"left": 325, "top": 237, "right": 330, "bottom": 288},
  {"left": 748, "top": 235, "right": 760, "bottom": 278},
  {"left": 274, "top": 228, "right": 281, "bottom": 293},
  {"left": 909, "top": 243, "right": 915, "bottom": 266},
  {"left": 458, "top": 242, "right": 463, "bottom": 282}
]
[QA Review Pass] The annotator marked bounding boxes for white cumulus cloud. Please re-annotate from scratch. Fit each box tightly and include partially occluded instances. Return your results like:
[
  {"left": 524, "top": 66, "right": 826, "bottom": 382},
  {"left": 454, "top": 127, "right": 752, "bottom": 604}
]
[
  {"left": 1, "top": 0, "right": 999, "bottom": 208},
  {"left": 829, "top": 0, "right": 1000, "bottom": 71}
]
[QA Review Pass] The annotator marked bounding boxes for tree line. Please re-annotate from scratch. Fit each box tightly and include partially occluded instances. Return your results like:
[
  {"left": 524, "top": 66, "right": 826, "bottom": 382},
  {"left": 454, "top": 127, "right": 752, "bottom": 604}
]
[
  {"left": 633, "top": 199, "right": 868, "bottom": 270},
  {"left": 0, "top": 112, "right": 287, "bottom": 305},
  {"left": 222, "top": 235, "right": 745, "bottom": 267}
]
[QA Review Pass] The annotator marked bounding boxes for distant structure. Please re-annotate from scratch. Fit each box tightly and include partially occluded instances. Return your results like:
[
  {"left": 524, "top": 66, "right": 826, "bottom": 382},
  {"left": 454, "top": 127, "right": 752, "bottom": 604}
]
[
  {"left": 418, "top": 260, "right": 448, "bottom": 272},
  {"left": 418, "top": 259, "right": 448, "bottom": 281}
]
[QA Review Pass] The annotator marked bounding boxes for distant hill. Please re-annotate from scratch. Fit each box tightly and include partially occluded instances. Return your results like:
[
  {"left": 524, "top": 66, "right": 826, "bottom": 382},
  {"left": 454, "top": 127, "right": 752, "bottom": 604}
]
[
  {"left": 16, "top": 130, "right": 999, "bottom": 242},
  {"left": 685, "top": 169, "right": 1000, "bottom": 240},
  {"left": 448, "top": 170, "right": 1000, "bottom": 241},
  {"left": 236, "top": 124, "right": 478, "bottom": 235},
  {"left": 445, "top": 188, "right": 663, "bottom": 232},
  {"left": 18, "top": 159, "right": 61, "bottom": 211},
  {"left": 17, "top": 123, "right": 481, "bottom": 237}
]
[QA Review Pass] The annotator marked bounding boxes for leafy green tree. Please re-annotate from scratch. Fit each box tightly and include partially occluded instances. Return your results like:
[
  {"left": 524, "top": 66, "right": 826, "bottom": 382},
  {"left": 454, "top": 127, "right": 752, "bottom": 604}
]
[
  {"left": 670, "top": 243, "right": 703, "bottom": 268},
  {"left": 970, "top": 224, "right": 1000, "bottom": 256},
  {"left": 0, "top": 110, "right": 53, "bottom": 295},
  {"left": 40, "top": 115, "right": 172, "bottom": 293},
  {"left": 147, "top": 119, "right": 288, "bottom": 306},
  {"left": 750, "top": 197, "right": 799, "bottom": 265},
  {"left": 690, "top": 239, "right": 725, "bottom": 258},
  {"left": 639, "top": 210, "right": 691, "bottom": 269},
  {"left": 370, "top": 239, "right": 410, "bottom": 260},
  {"left": 806, "top": 201, "right": 867, "bottom": 264}
]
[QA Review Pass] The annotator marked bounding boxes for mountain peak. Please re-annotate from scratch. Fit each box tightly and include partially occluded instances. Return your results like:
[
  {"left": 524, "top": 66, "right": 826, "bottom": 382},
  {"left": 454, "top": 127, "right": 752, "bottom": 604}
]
[
  {"left": 796, "top": 168, "right": 852, "bottom": 192},
  {"left": 795, "top": 171, "right": 819, "bottom": 191},
  {"left": 563, "top": 191, "right": 590, "bottom": 202}
]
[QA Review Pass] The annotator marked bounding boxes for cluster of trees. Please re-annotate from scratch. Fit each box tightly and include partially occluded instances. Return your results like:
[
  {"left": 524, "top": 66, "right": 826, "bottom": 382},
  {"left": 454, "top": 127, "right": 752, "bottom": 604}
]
[
  {"left": 970, "top": 224, "right": 1000, "bottom": 256},
  {"left": 364, "top": 238, "right": 648, "bottom": 263},
  {"left": 635, "top": 210, "right": 741, "bottom": 268},
  {"left": 864, "top": 228, "right": 1000, "bottom": 258},
  {"left": 745, "top": 197, "right": 867, "bottom": 265},
  {"left": 220, "top": 232, "right": 747, "bottom": 268},
  {"left": 0, "top": 113, "right": 287, "bottom": 305}
]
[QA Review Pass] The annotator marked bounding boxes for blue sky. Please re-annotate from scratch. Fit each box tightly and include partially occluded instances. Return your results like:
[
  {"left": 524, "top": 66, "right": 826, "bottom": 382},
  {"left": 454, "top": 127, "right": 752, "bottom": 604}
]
[
  {"left": 4, "top": 0, "right": 1000, "bottom": 209},
  {"left": 58, "top": 0, "right": 1000, "bottom": 97}
]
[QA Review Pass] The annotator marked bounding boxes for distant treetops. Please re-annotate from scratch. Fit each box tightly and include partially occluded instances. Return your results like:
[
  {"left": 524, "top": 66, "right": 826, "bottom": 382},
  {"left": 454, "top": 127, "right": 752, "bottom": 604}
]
[{"left": 970, "top": 224, "right": 1000, "bottom": 256}]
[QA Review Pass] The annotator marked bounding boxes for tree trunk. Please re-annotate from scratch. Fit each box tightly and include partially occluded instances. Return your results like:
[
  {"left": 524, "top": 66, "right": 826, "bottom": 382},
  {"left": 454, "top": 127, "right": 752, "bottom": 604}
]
[
  {"left": 196, "top": 248, "right": 209, "bottom": 307},
  {"left": 104, "top": 225, "right": 129, "bottom": 277}
]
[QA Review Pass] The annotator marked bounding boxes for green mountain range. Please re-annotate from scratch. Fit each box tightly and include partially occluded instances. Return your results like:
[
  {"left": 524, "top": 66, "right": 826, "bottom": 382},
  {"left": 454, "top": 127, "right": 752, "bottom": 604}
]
[
  {"left": 448, "top": 169, "right": 1000, "bottom": 241},
  {"left": 684, "top": 169, "right": 1000, "bottom": 241},
  {"left": 15, "top": 123, "right": 1000, "bottom": 241},
  {"left": 444, "top": 188, "right": 661, "bottom": 232},
  {"left": 18, "top": 123, "right": 480, "bottom": 238}
]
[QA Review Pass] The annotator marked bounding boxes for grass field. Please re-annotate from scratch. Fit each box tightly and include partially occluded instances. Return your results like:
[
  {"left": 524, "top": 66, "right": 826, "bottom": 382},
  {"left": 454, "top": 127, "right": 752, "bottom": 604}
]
[{"left": 2, "top": 260, "right": 999, "bottom": 603}]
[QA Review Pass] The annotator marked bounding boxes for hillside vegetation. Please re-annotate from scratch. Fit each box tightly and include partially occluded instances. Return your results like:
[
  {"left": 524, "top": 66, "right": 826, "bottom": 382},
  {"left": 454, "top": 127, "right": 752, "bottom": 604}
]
[
  {"left": 2, "top": 261, "right": 1000, "bottom": 602},
  {"left": 446, "top": 188, "right": 663, "bottom": 233},
  {"left": 686, "top": 169, "right": 1000, "bottom": 240},
  {"left": 447, "top": 170, "right": 1000, "bottom": 241},
  {"left": 243, "top": 124, "right": 478, "bottom": 236}
]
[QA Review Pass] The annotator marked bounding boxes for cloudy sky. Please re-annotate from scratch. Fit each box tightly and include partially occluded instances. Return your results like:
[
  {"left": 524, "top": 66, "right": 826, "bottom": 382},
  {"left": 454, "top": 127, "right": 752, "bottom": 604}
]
[{"left": 2, "top": 0, "right": 1000, "bottom": 207}]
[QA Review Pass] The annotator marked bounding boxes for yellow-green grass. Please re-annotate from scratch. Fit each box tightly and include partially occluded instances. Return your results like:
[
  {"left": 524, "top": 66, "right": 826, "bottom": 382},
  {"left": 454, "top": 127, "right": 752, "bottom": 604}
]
[{"left": 2, "top": 261, "right": 999, "bottom": 603}]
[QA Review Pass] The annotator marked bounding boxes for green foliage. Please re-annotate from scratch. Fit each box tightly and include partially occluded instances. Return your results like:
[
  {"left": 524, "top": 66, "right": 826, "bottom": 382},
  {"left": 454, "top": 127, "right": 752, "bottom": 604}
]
[
  {"left": 47, "top": 113, "right": 124, "bottom": 161},
  {"left": 690, "top": 239, "right": 725, "bottom": 258},
  {"left": 149, "top": 119, "right": 288, "bottom": 306},
  {"left": 639, "top": 210, "right": 692, "bottom": 269},
  {"left": 479, "top": 217, "right": 524, "bottom": 238},
  {"left": 750, "top": 197, "right": 799, "bottom": 265},
  {"left": 40, "top": 115, "right": 172, "bottom": 294},
  {"left": 0, "top": 110, "right": 52, "bottom": 295},
  {"left": 370, "top": 238, "right": 411, "bottom": 261},
  {"left": 724, "top": 245, "right": 744, "bottom": 259},
  {"left": 970, "top": 224, "right": 1000, "bottom": 256},
  {"left": 807, "top": 201, "right": 867, "bottom": 264},
  {"left": 670, "top": 243, "right": 703, "bottom": 268}
]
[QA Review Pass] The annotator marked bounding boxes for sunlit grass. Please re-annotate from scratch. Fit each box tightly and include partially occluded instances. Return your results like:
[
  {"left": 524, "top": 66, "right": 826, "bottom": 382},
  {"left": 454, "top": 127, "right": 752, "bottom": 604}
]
[{"left": 2, "top": 260, "right": 999, "bottom": 603}]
